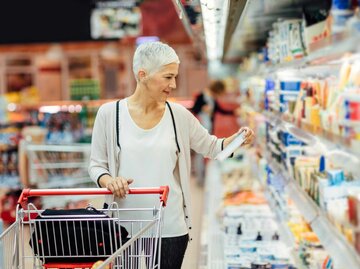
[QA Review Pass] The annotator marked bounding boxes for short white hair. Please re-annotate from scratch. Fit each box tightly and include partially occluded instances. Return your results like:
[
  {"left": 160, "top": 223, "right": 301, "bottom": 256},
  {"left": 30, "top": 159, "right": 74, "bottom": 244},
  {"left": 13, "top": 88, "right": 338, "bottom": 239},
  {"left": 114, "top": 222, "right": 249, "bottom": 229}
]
[{"left": 132, "top": 41, "right": 180, "bottom": 81}]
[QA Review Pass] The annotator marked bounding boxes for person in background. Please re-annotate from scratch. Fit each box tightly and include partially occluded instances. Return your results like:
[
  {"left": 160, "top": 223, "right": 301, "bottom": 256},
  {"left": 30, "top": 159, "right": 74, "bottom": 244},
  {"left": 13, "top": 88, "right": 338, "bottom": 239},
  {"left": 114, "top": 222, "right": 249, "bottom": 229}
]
[
  {"left": 89, "top": 41, "right": 254, "bottom": 269},
  {"left": 191, "top": 79, "right": 238, "bottom": 134},
  {"left": 191, "top": 80, "right": 240, "bottom": 185}
]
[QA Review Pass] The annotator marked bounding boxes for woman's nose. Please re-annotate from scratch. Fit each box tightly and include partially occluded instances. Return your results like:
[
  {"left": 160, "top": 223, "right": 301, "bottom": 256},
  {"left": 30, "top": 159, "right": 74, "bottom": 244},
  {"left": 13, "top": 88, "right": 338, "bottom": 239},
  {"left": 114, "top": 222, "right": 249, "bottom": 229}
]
[{"left": 169, "top": 78, "right": 176, "bottom": 89}]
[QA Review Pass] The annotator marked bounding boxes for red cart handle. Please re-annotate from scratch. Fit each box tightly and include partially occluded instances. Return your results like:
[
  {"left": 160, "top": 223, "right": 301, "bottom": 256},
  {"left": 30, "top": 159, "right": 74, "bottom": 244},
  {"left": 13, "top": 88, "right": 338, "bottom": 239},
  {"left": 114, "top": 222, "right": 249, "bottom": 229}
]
[{"left": 18, "top": 186, "right": 170, "bottom": 208}]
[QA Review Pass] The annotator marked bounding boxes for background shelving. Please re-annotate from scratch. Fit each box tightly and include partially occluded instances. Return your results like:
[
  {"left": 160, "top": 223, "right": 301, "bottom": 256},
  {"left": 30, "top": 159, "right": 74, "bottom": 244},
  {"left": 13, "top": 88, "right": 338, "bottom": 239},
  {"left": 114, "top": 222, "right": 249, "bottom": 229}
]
[
  {"left": 266, "top": 153, "right": 360, "bottom": 269},
  {"left": 264, "top": 111, "right": 360, "bottom": 158}
]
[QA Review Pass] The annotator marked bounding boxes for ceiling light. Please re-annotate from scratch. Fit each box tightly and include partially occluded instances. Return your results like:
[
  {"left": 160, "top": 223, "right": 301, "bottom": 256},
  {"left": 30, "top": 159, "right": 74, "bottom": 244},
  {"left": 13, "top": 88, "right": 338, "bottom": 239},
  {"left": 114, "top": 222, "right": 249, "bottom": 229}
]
[{"left": 200, "top": 0, "right": 229, "bottom": 60}]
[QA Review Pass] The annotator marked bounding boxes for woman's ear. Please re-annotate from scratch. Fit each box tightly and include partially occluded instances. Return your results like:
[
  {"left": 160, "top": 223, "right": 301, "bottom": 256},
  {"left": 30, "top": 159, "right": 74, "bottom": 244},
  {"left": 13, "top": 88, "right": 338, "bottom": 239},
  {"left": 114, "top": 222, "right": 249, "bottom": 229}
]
[{"left": 138, "top": 70, "right": 147, "bottom": 82}]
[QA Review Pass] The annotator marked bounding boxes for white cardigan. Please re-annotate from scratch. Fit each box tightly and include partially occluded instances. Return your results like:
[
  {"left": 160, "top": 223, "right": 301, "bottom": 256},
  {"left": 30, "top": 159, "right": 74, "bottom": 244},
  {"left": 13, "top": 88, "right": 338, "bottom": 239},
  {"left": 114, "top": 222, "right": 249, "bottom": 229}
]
[{"left": 88, "top": 100, "right": 224, "bottom": 235}]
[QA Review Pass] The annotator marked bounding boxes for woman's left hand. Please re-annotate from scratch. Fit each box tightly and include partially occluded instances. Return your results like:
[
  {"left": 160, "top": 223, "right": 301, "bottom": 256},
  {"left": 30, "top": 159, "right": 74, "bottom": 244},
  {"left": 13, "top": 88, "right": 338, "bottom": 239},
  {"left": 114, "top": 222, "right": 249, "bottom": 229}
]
[
  {"left": 238, "top": 126, "right": 255, "bottom": 146},
  {"left": 223, "top": 126, "right": 255, "bottom": 148}
]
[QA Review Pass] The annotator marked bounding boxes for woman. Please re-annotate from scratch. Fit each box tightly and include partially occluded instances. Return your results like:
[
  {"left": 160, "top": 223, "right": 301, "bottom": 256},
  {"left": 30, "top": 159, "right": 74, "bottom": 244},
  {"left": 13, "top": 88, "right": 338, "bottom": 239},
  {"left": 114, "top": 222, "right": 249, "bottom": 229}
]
[{"left": 89, "top": 41, "right": 254, "bottom": 269}]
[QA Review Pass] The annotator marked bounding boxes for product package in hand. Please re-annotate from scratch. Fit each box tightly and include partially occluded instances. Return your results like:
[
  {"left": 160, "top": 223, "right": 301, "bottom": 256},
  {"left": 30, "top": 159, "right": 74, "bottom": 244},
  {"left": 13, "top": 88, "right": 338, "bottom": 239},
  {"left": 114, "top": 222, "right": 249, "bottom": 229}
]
[{"left": 216, "top": 131, "right": 247, "bottom": 161}]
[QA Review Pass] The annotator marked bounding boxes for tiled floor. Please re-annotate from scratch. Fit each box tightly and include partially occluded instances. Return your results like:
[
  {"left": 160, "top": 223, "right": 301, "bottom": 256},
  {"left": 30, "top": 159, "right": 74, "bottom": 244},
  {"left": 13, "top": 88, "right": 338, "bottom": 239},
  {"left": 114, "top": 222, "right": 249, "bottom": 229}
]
[{"left": 182, "top": 177, "right": 204, "bottom": 269}]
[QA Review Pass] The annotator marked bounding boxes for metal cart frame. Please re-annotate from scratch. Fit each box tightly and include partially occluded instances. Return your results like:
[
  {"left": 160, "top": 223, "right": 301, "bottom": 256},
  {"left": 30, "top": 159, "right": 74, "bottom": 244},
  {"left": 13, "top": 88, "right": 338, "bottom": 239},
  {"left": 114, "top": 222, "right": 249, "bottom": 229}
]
[{"left": 0, "top": 186, "right": 169, "bottom": 269}]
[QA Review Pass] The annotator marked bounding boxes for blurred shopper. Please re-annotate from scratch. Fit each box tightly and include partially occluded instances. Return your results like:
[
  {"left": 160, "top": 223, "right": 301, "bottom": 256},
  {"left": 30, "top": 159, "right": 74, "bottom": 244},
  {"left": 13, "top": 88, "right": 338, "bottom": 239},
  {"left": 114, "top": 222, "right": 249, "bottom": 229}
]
[
  {"left": 191, "top": 80, "right": 236, "bottom": 133},
  {"left": 89, "top": 41, "right": 254, "bottom": 269},
  {"left": 191, "top": 80, "right": 240, "bottom": 185}
]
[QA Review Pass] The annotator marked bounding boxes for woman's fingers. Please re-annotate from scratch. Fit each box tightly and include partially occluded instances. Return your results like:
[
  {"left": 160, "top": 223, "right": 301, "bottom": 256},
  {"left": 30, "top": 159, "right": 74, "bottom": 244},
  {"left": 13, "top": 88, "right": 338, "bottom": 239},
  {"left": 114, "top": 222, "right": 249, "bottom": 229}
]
[
  {"left": 113, "top": 179, "right": 126, "bottom": 198},
  {"left": 106, "top": 177, "right": 134, "bottom": 198},
  {"left": 245, "top": 129, "right": 255, "bottom": 144},
  {"left": 106, "top": 181, "right": 116, "bottom": 194},
  {"left": 238, "top": 127, "right": 254, "bottom": 145}
]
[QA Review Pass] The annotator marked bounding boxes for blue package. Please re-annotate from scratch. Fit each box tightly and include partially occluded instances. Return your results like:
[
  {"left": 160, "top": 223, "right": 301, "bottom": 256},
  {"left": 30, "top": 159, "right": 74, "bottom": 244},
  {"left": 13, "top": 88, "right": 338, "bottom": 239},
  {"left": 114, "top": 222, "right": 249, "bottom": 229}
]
[
  {"left": 279, "top": 92, "right": 298, "bottom": 103},
  {"left": 280, "top": 81, "right": 301, "bottom": 91},
  {"left": 272, "top": 263, "right": 289, "bottom": 269},
  {"left": 327, "top": 169, "right": 345, "bottom": 186},
  {"left": 240, "top": 247, "right": 257, "bottom": 253},
  {"left": 280, "top": 132, "right": 303, "bottom": 146},
  {"left": 332, "top": 0, "right": 352, "bottom": 9}
]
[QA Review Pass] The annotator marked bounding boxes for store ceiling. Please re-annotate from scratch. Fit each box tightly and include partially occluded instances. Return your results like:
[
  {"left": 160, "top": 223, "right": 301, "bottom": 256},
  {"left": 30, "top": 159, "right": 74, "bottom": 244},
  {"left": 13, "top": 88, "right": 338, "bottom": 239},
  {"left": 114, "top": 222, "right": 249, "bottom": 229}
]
[
  {"left": 0, "top": 0, "right": 332, "bottom": 64},
  {"left": 141, "top": 0, "right": 191, "bottom": 44},
  {"left": 0, "top": 0, "right": 191, "bottom": 45}
]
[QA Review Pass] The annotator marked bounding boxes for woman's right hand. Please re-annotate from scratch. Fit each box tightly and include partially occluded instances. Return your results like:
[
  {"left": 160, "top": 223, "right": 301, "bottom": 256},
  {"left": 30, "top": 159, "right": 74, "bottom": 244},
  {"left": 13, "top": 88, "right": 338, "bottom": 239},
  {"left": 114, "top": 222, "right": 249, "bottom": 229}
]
[{"left": 99, "top": 175, "right": 134, "bottom": 198}]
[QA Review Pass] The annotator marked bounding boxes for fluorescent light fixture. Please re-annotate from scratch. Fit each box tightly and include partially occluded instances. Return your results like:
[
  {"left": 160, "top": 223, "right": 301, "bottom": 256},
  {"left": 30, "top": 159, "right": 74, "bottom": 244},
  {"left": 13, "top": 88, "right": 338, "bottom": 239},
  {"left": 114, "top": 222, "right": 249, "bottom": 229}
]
[
  {"left": 135, "top": 36, "right": 160, "bottom": 46},
  {"left": 39, "top": 105, "right": 61, "bottom": 114},
  {"left": 200, "top": 0, "right": 229, "bottom": 60},
  {"left": 7, "top": 103, "right": 17, "bottom": 112}
]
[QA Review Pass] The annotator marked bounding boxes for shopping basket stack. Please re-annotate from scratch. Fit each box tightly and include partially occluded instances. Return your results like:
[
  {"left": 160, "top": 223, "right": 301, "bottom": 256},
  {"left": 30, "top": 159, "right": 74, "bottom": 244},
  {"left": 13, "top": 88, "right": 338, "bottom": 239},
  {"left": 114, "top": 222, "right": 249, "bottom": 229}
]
[{"left": 0, "top": 186, "right": 169, "bottom": 269}]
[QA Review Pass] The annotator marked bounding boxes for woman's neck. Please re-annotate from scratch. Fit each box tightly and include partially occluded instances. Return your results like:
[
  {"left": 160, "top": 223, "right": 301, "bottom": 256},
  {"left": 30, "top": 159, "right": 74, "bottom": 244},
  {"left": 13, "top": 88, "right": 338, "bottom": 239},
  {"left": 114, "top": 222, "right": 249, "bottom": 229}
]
[{"left": 128, "top": 87, "right": 163, "bottom": 114}]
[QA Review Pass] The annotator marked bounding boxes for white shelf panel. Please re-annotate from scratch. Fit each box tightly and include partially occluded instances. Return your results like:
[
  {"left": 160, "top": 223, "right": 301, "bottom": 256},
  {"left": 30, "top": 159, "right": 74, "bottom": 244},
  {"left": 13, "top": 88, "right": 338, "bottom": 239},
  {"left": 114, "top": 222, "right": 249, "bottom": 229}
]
[
  {"left": 285, "top": 182, "right": 318, "bottom": 223},
  {"left": 202, "top": 161, "right": 225, "bottom": 268},
  {"left": 32, "top": 162, "right": 88, "bottom": 169},
  {"left": 339, "top": 119, "right": 360, "bottom": 128},
  {"left": 37, "top": 177, "right": 93, "bottom": 189},
  {"left": 27, "top": 143, "right": 91, "bottom": 152},
  {"left": 311, "top": 216, "right": 360, "bottom": 269},
  {"left": 264, "top": 189, "right": 295, "bottom": 248}
]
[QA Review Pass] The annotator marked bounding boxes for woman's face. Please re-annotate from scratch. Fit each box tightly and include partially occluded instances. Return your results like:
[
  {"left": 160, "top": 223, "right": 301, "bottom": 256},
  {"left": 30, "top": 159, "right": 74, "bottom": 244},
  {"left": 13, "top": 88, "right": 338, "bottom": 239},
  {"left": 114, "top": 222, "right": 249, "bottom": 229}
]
[{"left": 142, "top": 63, "right": 179, "bottom": 102}]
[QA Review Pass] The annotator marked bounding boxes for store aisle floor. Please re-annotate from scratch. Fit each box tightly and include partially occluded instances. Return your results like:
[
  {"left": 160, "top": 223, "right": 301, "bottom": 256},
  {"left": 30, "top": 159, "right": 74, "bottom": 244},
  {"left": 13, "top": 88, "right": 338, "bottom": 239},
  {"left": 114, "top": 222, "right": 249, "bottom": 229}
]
[{"left": 182, "top": 176, "right": 204, "bottom": 269}]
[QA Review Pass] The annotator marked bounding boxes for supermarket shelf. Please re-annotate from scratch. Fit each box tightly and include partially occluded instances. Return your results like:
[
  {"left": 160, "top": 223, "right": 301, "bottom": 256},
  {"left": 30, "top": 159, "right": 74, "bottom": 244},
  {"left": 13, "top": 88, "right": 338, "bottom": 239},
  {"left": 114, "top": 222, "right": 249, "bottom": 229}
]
[
  {"left": 251, "top": 153, "right": 305, "bottom": 269},
  {"left": 339, "top": 119, "right": 360, "bottom": 128},
  {"left": 259, "top": 169, "right": 294, "bottom": 248},
  {"left": 14, "top": 99, "right": 117, "bottom": 111},
  {"left": 32, "top": 162, "right": 88, "bottom": 169},
  {"left": 14, "top": 97, "right": 194, "bottom": 111},
  {"left": 26, "top": 143, "right": 91, "bottom": 153},
  {"left": 266, "top": 154, "right": 360, "bottom": 269},
  {"left": 264, "top": 111, "right": 360, "bottom": 157},
  {"left": 201, "top": 161, "right": 225, "bottom": 268},
  {"left": 342, "top": 92, "right": 360, "bottom": 102},
  {"left": 266, "top": 191, "right": 308, "bottom": 269},
  {"left": 285, "top": 181, "right": 319, "bottom": 223},
  {"left": 306, "top": 32, "right": 360, "bottom": 64},
  {"left": 37, "top": 176, "right": 93, "bottom": 189},
  {"left": 265, "top": 153, "right": 288, "bottom": 186},
  {"left": 265, "top": 32, "right": 360, "bottom": 74},
  {"left": 264, "top": 189, "right": 295, "bottom": 248}
]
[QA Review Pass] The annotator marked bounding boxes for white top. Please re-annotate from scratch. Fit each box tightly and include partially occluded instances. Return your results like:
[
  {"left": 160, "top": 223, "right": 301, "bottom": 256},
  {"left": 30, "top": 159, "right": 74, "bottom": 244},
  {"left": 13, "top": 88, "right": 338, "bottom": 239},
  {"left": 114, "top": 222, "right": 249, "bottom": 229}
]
[
  {"left": 117, "top": 99, "right": 187, "bottom": 237},
  {"left": 89, "top": 99, "right": 225, "bottom": 239}
]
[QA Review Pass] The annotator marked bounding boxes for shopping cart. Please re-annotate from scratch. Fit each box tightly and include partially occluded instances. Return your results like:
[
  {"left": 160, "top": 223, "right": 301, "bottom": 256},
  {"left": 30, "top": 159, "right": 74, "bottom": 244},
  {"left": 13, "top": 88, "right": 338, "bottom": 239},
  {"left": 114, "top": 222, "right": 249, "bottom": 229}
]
[{"left": 0, "top": 186, "right": 169, "bottom": 269}]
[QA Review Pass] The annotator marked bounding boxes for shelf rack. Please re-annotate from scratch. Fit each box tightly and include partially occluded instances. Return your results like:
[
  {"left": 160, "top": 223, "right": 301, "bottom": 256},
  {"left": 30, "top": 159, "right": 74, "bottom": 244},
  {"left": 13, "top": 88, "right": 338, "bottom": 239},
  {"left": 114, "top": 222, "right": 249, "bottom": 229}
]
[
  {"left": 240, "top": 32, "right": 360, "bottom": 78},
  {"left": 264, "top": 111, "right": 360, "bottom": 158},
  {"left": 264, "top": 32, "right": 360, "bottom": 74},
  {"left": 266, "top": 155, "right": 360, "bottom": 269},
  {"left": 249, "top": 152, "right": 307, "bottom": 269},
  {"left": 25, "top": 143, "right": 93, "bottom": 188},
  {"left": 203, "top": 153, "right": 306, "bottom": 269},
  {"left": 199, "top": 161, "right": 225, "bottom": 269}
]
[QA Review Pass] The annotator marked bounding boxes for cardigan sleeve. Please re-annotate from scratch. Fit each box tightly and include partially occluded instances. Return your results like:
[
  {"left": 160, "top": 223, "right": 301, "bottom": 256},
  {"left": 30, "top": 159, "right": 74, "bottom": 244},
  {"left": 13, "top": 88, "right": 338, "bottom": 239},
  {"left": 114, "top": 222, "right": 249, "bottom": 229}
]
[
  {"left": 187, "top": 108, "right": 223, "bottom": 159},
  {"left": 88, "top": 104, "right": 111, "bottom": 186}
]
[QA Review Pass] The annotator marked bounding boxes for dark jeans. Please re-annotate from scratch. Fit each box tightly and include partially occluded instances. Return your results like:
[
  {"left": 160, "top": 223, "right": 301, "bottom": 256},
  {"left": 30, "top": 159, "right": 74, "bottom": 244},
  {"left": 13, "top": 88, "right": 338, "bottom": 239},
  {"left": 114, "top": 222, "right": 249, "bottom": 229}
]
[
  {"left": 123, "top": 234, "right": 189, "bottom": 269},
  {"left": 160, "top": 234, "right": 189, "bottom": 269}
]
